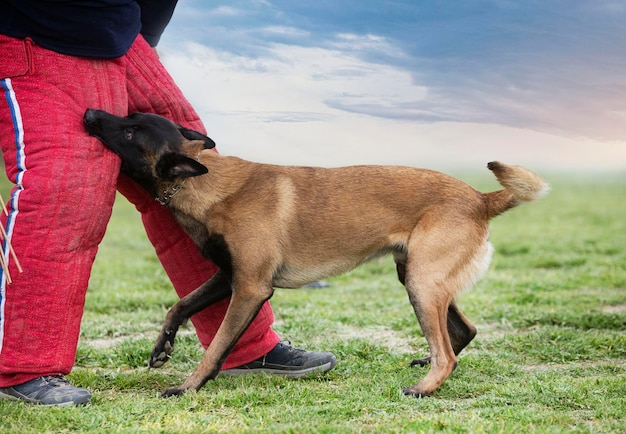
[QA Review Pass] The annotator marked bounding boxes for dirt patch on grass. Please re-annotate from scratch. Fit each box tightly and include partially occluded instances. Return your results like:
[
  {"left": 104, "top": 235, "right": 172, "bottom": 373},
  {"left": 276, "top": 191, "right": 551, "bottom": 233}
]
[
  {"left": 521, "top": 359, "right": 626, "bottom": 373},
  {"left": 602, "top": 304, "right": 626, "bottom": 314},
  {"left": 333, "top": 325, "right": 418, "bottom": 354},
  {"left": 476, "top": 322, "right": 516, "bottom": 340},
  {"left": 83, "top": 330, "right": 196, "bottom": 349}
]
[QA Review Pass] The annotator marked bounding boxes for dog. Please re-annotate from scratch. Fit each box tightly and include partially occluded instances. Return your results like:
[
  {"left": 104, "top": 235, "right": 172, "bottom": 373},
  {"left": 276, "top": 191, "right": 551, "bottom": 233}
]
[{"left": 83, "top": 109, "right": 549, "bottom": 398}]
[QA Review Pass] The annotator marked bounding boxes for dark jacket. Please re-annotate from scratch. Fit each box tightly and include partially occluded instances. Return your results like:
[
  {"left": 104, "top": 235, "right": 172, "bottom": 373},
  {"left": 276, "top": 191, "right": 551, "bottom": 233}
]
[{"left": 0, "top": 0, "right": 178, "bottom": 58}]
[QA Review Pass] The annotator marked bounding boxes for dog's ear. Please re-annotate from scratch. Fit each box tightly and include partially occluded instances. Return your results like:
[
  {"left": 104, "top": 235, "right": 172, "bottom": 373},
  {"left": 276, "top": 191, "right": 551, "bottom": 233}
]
[
  {"left": 180, "top": 128, "right": 216, "bottom": 149},
  {"left": 156, "top": 153, "right": 209, "bottom": 181}
]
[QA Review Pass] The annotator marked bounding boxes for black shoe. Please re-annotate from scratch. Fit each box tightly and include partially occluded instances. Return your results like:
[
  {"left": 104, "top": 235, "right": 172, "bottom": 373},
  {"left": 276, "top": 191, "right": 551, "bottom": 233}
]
[
  {"left": 221, "top": 341, "right": 337, "bottom": 378},
  {"left": 0, "top": 375, "right": 91, "bottom": 406}
]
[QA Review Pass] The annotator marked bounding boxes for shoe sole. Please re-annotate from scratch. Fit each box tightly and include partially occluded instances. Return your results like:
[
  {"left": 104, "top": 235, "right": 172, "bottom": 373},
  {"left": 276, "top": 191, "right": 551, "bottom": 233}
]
[
  {"left": 220, "top": 360, "right": 336, "bottom": 378},
  {"left": 0, "top": 389, "right": 90, "bottom": 406}
]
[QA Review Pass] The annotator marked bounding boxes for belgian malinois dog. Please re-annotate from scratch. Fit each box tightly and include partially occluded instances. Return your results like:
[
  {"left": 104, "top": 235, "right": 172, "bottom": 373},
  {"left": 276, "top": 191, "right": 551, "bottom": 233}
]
[{"left": 84, "top": 109, "right": 548, "bottom": 398}]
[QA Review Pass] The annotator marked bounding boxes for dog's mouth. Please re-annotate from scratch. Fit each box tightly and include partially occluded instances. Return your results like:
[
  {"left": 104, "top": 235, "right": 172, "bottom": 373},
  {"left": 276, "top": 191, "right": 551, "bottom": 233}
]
[
  {"left": 83, "top": 109, "right": 132, "bottom": 173},
  {"left": 83, "top": 109, "right": 107, "bottom": 138},
  {"left": 83, "top": 108, "right": 99, "bottom": 128}
]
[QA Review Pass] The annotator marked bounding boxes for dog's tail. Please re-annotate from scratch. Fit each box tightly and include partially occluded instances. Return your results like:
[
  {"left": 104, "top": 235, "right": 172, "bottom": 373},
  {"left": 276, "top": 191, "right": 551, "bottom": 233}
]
[{"left": 484, "top": 161, "right": 549, "bottom": 218}]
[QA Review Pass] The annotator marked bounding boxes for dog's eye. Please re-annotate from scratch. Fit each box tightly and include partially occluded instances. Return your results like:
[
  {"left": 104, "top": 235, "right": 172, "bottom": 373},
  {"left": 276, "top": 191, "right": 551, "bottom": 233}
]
[{"left": 123, "top": 128, "right": 134, "bottom": 140}]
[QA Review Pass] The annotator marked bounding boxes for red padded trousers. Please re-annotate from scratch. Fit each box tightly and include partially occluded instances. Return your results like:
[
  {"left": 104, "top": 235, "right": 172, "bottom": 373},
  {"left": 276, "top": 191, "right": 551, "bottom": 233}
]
[{"left": 0, "top": 35, "right": 279, "bottom": 387}]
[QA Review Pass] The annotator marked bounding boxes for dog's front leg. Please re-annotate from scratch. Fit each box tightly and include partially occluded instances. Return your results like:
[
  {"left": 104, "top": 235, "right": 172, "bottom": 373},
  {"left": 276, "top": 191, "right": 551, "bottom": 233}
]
[
  {"left": 161, "top": 281, "right": 274, "bottom": 397},
  {"left": 150, "top": 270, "right": 232, "bottom": 368}
]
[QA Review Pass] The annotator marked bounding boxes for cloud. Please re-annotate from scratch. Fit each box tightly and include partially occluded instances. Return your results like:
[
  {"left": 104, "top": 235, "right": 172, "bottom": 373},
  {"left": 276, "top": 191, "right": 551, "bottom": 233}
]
[
  {"left": 393, "top": 2, "right": 626, "bottom": 141},
  {"left": 167, "top": 1, "right": 626, "bottom": 143},
  {"left": 209, "top": 6, "right": 243, "bottom": 17},
  {"left": 159, "top": 1, "right": 626, "bottom": 171},
  {"left": 258, "top": 26, "right": 310, "bottom": 38},
  {"left": 328, "top": 33, "right": 408, "bottom": 62},
  {"left": 160, "top": 40, "right": 626, "bottom": 172}
]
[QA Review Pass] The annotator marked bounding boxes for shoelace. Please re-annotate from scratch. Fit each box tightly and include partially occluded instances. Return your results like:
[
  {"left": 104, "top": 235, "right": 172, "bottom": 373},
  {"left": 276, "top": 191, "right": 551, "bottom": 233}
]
[
  {"left": 261, "top": 341, "right": 294, "bottom": 366},
  {"left": 42, "top": 375, "right": 70, "bottom": 388}
]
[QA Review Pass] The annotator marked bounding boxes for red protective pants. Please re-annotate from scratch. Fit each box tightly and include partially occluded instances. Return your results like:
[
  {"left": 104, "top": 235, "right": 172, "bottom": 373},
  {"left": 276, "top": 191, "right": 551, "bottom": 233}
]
[{"left": 0, "top": 35, "right": 279, "bottom": 387}]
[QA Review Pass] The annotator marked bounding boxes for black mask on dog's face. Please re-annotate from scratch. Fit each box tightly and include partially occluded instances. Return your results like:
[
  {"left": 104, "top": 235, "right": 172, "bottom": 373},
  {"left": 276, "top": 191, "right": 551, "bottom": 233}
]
[{"left": 84, "top": 109, "right": 214, "bottom": 196}]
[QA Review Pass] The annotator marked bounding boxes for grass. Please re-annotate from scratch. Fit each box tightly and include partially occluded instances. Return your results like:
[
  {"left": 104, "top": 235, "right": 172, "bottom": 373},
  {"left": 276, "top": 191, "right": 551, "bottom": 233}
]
[{"left": 0, "top": 170, "right": 625, "bottom": 433}]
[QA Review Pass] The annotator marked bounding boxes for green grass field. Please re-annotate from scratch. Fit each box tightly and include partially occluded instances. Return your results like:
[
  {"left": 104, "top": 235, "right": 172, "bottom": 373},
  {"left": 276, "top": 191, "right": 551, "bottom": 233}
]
[{"left": 0, "top": 171, "right": 624, "bottom": 433}]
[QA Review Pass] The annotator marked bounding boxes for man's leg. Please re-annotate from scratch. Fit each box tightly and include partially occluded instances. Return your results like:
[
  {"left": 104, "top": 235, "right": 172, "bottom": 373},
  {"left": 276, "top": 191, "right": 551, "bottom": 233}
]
[
  {"left": 120, "top": 36, "right": 336, "bottom": 372},
  {"left": 120, "top": 36, "right": 279, "bottom": 367},
  {"left": 0, "top": 36, "right": 127, "bottom": 404}
]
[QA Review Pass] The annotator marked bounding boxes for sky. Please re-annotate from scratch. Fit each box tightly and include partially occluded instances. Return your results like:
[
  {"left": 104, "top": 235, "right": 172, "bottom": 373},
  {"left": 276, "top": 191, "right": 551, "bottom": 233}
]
[{"left": 158, "top": 0, "right": 626, "bottom": 172}]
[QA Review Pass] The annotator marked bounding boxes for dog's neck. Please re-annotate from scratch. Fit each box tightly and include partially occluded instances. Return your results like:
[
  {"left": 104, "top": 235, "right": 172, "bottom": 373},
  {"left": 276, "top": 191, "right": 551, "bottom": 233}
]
[
  {"left": 155, "top": 179, "right": 186, "bottom": 205},
  {"left": 155, "top": 150, "right": 205, "bottom": 205}
]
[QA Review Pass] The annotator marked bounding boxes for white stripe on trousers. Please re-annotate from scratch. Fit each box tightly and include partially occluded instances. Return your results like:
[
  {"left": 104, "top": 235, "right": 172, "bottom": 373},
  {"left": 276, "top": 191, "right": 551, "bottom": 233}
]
[{"left": 0, "top": 77, "right": 27, "bottom": 354}]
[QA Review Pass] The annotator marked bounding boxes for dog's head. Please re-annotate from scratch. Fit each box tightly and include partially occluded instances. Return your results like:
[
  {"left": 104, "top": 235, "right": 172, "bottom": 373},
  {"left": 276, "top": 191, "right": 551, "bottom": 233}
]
[{"left": 84, "top": 109, "right": 214, "bottom": 198}]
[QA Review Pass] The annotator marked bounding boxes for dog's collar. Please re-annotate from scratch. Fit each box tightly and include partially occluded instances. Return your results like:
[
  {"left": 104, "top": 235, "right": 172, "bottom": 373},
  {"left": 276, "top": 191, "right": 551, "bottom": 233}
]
[{"left": 155, "top": 180, "right": 185, "bottom": 205}]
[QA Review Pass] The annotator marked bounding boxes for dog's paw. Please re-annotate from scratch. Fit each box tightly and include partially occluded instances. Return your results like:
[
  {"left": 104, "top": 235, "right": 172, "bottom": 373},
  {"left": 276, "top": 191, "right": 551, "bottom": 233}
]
[
  {"left": 150, "top": 330, "right": 176, "bottom": 368},
  {"left": 402, "top": 386, "right": 430, "bottom": 399},
  {"left": 160, "top": 387, "right": 186, "bottom": 398},
  {"left": 409, "top": 356, "right": 431, "bottom": 367}
]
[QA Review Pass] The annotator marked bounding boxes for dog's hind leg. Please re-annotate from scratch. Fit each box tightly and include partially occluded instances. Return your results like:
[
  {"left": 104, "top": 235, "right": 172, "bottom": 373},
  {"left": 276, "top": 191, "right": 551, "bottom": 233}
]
[
  {"left": 402, "top": 218, "right": 489, "bottom": 397},
  {"left": 409, "top": 302, "right": 477, "bottom": 367},
  {"left": 442, "top": 302, "right": 477, "bottom": 356},
  {"left": 150, "top": 270, "right": 232, "bottom": 369},
  {"left": 396, "top": 261, "right": 407, "bottom": 286},
  {"left": 403, "top": 277, "right": 456, "bottom": 397},
  {"left": 396, "top": 257, "right": 477, "bottom": 367}
]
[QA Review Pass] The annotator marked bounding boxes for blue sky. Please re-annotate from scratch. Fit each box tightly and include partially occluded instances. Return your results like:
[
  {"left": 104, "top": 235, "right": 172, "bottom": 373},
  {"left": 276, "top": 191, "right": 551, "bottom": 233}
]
[{"left": 159, "top": 1, "right": 626, "bottom": 171}]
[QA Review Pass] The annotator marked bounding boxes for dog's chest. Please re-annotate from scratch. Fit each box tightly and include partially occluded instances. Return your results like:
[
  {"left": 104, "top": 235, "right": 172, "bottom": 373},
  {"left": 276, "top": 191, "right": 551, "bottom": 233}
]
[{"left": 171, "top": 210, "right": 233, "bottom": 273}]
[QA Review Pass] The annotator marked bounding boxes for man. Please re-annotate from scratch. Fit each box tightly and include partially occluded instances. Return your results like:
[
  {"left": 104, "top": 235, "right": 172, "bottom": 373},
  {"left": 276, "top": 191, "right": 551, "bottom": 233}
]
[{"left": 0, "top": 0, "right": 335, "bottom": 406}]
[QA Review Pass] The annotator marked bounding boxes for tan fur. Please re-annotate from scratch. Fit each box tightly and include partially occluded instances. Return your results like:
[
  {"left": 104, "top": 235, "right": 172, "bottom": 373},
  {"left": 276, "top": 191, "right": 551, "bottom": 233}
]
[
  {"left": 157, "top": 151, "right": 548, "bottom": 397},
  {"left": 84, "top": 106, "right": 549, "bottom": 398}
]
